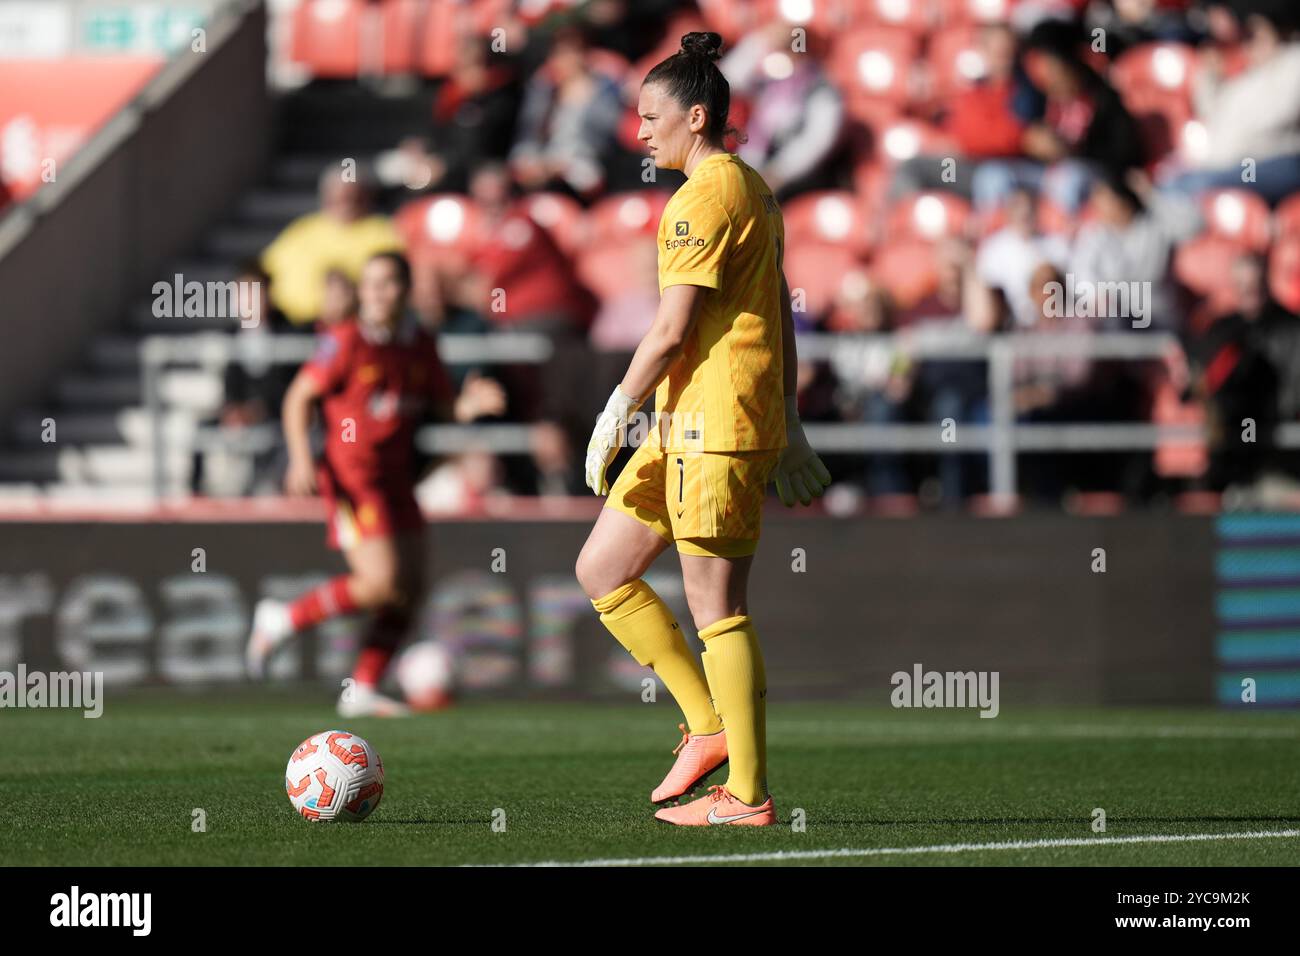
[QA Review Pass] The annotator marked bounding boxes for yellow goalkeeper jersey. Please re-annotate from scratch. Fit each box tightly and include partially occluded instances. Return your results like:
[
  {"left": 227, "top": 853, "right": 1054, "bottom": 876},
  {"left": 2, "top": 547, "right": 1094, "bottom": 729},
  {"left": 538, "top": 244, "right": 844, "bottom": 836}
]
[{"left": 654, "top": 151, "right": 786, "bottom": 453}]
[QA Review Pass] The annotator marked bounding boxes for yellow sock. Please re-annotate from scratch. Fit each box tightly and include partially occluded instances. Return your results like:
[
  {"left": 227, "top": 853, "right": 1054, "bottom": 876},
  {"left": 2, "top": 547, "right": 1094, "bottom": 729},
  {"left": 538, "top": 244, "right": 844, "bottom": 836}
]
[
  {"left": 592, "top": 581, "right": 722, "bottom": 736},
  {"left": 699, "top": 614, "right": 767, "bottom": 805}
]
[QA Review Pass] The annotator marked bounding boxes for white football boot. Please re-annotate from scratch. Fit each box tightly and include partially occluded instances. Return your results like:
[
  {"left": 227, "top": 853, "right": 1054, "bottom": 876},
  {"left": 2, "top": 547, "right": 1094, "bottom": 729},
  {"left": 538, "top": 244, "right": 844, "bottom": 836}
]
[
  {"left": 245, "top": 598, "right": 294, "bottom": 680},
  {"left": 337, "top": 684, "right": 411, "bottom": 718}
]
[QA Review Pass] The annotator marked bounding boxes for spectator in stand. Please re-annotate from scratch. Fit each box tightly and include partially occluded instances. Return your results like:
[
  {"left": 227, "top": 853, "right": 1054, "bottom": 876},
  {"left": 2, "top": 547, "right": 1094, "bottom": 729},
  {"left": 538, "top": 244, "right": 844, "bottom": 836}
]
[
  {"left": 1160, "top": 8, "right": 1300, "bottom": 205},
  {"left": 318, "top": 269, "right": 357, "bottom": 330},
  {"left": 529, "top": 419, "right": 582, "bottom": 496},
  {"left": 1226, "top": 248, "right": 1300, "bottom": 481},
  {"left": 975, "top": 186, "right": 1070, "bottom": 329},
  {"left": 1186, "top": 254, "right": 1280, "bottom": 489},
  {"left": 828, "top": 273, "right": 914, "bottom": 496},
  {"left": 376, "top": 35, "right": 521, "bottom": 195},
  {"left": 455, "top": 163, "right": 597, "bottom": 336},
  {"left": 719, "top": 23, "right": 845, "bottom": 200},
  {"left": 1069, "top": 169, "right": 1202, "bottom": 331},
  {"left": 416, "top": 447, "right": 507, "bottom": 513},
  {"left": 578, "top": 0, "right": 687, "bottom": 63},
  {"left": 452, "top": 163, "right": 597, "bottom": 496},
  {"left": 1227, "top": 254, "right": 1300, "bottom": 421},
  {"left": 1013, "top": 263, "right": 1101, "bottom": 501},
  {"left": 973, "top": 22, "right": 1145, "bottom": 213},
  {"left": 588, "top": 238, "right": 659, "bottom": 351},
  {"left": 509, "top": 24, "right": 625, "bottom": 199},
  {"left": 1084, "top": 0, "right": 1201, "bottom": 57},
  {"left": 191, "top": 263, "right": 296, "bottom": 496},
  {"left": 261, "top": 166, "right": 403, "bottom": 326},
  {"left": 904, "top": 239, "right": 999, "bottom": 504},
  {"left": 1216, "top": 252, "right": 1300, "bottom": 422},
  {"left": 893, "top": 22, "right": 1024, "bottom": 201}
]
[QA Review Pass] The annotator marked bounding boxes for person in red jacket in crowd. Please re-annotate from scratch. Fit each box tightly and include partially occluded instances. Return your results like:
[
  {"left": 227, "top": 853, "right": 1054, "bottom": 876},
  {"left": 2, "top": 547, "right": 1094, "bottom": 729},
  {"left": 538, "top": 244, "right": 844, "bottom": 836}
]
[
  {"left": 245, "top": 251, "right": 504, "bottom": 716},
  {"left": 453, "top": 162, "right": 596, "bottom": 336},
  {"left": 891, "top": 22, "right": 1024, "bottom": 200}
]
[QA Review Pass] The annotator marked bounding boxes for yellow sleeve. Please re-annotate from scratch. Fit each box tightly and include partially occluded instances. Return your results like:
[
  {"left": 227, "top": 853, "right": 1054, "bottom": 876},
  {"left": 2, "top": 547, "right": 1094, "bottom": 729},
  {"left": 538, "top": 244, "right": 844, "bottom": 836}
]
[
  {"left": 659, "top": 193, "right": 733, "bottom": 291},
  {"left": 260, "top": 216, "right": 321, "bottom": 324},
  {"left": 360, "top": 216, "right": 405, "bottom": 258}
]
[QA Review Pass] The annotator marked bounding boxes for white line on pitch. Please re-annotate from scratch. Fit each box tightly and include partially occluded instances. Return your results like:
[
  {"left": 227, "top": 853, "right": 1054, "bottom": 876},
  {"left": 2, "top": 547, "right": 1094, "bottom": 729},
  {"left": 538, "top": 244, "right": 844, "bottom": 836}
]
[
  {"left": 774, "top": 721, "right": 1300, "bottom": 740},
  {"left": 491, "top": 828, "right": 1300, "bottom": 867}
]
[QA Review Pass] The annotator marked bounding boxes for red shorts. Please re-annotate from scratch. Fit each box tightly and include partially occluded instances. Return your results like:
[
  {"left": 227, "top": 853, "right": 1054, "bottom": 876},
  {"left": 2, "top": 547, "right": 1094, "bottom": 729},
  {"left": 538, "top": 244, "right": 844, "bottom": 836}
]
[{"left": 317, "top": 464, "right": 423, "bottom": 550}]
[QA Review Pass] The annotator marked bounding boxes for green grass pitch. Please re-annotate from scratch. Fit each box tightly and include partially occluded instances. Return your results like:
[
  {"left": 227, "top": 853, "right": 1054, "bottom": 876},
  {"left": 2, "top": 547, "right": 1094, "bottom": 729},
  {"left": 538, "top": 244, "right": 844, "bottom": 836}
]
[{"left": 2, "top": 692, "right": 1298, "bottom": 866}]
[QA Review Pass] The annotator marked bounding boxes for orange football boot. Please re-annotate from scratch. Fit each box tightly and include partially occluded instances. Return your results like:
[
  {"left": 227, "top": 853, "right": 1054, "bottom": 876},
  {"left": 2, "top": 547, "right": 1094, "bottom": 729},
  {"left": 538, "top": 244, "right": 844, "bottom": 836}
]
[
  {"left": 654, "top": 784, "right": 776, "bottom": 826},
  {"left": 651, "top": 723, "right": 728, "bottom": 804}
]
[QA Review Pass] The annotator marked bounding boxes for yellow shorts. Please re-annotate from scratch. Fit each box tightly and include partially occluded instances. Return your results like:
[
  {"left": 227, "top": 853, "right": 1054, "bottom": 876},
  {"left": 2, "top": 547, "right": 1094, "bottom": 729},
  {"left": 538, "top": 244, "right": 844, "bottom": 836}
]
[{"left": 606, "top": 439, "right": 781, "bottom": 557}]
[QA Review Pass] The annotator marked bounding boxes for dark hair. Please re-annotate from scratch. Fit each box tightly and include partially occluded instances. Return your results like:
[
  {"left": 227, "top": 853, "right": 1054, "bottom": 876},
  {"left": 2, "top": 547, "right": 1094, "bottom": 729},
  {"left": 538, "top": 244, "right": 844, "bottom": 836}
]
[
  {"left": 234, "top": 258, "right": 271, "bottom": 287},
  {"left": 643, "top": 32, "right": 741, "bottom": 144},
  {"left": 1093, "top": 169, "right": 1144, "bottom": 215},
  {"left": 367, "top": 251, "right": 412, "bottom": 292}
]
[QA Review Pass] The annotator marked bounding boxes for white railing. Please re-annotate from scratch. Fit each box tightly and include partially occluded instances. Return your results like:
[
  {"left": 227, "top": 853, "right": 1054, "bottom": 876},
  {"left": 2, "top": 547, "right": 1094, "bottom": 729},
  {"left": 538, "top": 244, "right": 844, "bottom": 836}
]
[
  {"left": 141, "top": 330, "right": 1297, "bottom": 500},
  {"left": 142, "top": 331, "right": 554, "bottom": 497}
]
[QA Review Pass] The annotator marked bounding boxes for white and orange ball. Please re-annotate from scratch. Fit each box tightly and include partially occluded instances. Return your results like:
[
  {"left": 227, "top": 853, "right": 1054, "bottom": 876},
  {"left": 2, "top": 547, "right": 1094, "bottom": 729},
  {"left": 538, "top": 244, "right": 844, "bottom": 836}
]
[{"left": 285, "top": 730, "right": 384, "bottom": 822}]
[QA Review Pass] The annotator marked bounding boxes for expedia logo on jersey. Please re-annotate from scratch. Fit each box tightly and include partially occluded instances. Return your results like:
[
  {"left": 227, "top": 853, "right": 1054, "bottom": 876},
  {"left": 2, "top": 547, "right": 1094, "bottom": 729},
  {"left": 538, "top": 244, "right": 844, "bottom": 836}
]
[{"left": 666, "top": 220, "right": 705, "bottom": 250}]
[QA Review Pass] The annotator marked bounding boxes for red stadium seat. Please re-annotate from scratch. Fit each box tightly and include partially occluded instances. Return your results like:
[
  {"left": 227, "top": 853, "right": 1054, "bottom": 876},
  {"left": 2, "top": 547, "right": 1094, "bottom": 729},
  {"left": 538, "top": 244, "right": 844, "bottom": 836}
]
[
  {"left": 870, "top": 239, "right": 938, "bottom": 307},
  {"left": 887, "top": 192, "right": 972, "bottom": 242},
  {"left": 512, "top": 0, "right": 569, "bottom": 26},
  {"left": 769, "top": 0, "right": 875, "bottom": 36},
  {"left": 1112, "top": 41, "right": 1190, "bottom": 100},
  {"left": 1201, "top": 189, "right": 1272, "bottom": 251},
  {"left": 575, "top": 243, "right": 641, "bottom": 304},
  {"left": 781, "top": 191, "right": 873, "bottom": 257},
  {"left": 860, "top": 0, "right": 932, "bottom": 34},
  {"left": 696, "top": 0, "right": 775, "bottom": 42},
  {"left": 1274, "top": 194, "right": 1300, "bottom": 241},
  {"left": 289, "top": 0, "right": 365, "bottom": 79},
  {"left": 783, "top": 242, "right": 867, "bottom": 320},
  {"left": 586, "top": 191, "right": 671, "bottom": 245},
  {"left": 467, "top": 0, "right": 517, "bottom": 32},
  {"left": 519, "top": 191, "right": 587, "bottom": 258},
  {"left": 395, "top": 193, "right": 486, "bottom": 264},
  {"left": 872, "top": 116, "right": 956, "bottom": 166},
  {"left": 935, "top": 0, "right": 1020, "bottom": 26},
  {"left": 829, "top": 27, "right": 920, "bottom": 123},
  {"left": 1173, "top": 234, "right": 1243, "bottom": 314},
  {"left": 1112, "top": 42, "right": 1197, "bottom": 101},
  {"left": 418, "top": 0, "right": 512, "bottom": 77},
  {"left": 927, "top": 26, "right": 985, "bottom": 101},
  {"left": 1270, "top": 236, "right": 1300, "bottom": 313},
  {"left": 379, "top": 0, "right": 422, "bottom": 75},
  {"left": 417, "top": 0, "right": 461, "bottom": 77},
  {"left": 1111, "top": 42, "right": 1198, "bottom": 163}
]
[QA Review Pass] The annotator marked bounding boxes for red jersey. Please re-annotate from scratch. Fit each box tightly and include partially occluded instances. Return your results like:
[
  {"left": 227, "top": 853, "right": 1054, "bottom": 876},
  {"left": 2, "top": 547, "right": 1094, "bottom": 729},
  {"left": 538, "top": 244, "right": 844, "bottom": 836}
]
[{"left": 302, "top": 317, "right": 452, "bottom": 490}]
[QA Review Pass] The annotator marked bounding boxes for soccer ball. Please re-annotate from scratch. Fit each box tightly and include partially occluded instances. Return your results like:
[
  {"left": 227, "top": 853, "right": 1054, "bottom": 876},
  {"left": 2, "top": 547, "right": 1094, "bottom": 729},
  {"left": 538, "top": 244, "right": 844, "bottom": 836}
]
[
  {"left": 285, "top": 730, "right": 384, "bottom": 822},
  {"left": 395, "top": 640, "right": 454, "bottom": 711}
]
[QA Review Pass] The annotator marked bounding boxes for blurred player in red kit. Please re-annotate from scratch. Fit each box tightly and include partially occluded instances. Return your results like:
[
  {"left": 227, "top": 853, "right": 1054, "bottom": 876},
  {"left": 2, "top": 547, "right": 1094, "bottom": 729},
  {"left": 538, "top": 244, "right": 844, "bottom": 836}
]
[{"left": 245, "top": 251, "right": 504, "bottom": 716}]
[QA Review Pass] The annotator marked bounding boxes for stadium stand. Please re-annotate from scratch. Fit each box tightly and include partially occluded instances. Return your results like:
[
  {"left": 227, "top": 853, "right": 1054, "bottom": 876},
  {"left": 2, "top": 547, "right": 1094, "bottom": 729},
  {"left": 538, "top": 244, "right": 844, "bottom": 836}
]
[{"left": 3, "top": 0, "right": 1300, "bottom": 510}]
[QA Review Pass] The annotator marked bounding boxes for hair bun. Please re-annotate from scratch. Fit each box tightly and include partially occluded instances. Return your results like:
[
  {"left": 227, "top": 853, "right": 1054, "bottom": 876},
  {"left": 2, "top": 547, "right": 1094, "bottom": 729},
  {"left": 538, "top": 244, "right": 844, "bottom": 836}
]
[{"left": 679, "top": 31, "right": 723, "bottom": 61}]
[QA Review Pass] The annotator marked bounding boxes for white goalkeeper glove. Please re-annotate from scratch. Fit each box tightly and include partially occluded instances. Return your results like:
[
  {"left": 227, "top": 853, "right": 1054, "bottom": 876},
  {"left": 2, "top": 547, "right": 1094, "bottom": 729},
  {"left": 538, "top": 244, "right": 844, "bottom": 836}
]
[
  {"left": 773, "top": 396, "right": 832, "bottom": 507},
  {"left": 585, "top": 385, "right": 641, "bottom": 495}
]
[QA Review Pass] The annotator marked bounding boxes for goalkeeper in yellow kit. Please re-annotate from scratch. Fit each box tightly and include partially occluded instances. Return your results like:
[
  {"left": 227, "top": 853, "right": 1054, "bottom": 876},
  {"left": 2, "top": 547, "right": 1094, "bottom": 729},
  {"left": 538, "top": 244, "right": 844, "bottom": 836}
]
[{"left": 574, "top": 31, "right": 831, "bottom": 826}]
